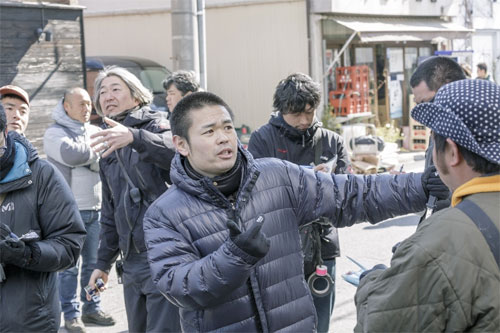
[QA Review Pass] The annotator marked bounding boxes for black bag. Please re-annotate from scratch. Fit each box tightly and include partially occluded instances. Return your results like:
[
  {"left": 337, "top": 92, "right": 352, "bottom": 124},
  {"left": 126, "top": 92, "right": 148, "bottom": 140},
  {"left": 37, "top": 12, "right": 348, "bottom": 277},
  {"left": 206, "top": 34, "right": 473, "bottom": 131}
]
[
  {"left": 300, "top": 218, "right": 330, "bottom": 276},
  {"left": 299, "top": 132, "right": 329, "bottom": 277}
]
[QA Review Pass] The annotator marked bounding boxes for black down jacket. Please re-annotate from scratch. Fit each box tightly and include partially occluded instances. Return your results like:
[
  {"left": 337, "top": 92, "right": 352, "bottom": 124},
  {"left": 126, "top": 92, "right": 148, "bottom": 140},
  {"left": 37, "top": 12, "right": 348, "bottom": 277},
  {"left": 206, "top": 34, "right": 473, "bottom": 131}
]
[
  {"left": 248, "top": 112, "right": 349, "bottom": 259},
  {"left": 143, "top": 148, "right": 427, "bottom": 332},
  {"left": 0, "top": 133, "right": 85, "bottom": 332},
  {"left": 96, "top": 106, "right": 175, "bottom": 272}
]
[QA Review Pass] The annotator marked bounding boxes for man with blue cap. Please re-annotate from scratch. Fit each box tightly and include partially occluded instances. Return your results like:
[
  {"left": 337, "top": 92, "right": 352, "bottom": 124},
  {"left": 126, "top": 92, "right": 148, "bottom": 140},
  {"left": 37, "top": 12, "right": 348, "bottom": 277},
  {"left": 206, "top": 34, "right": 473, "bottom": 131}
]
[{"left": 354, "top": 79, "right": 500, "bottom": 332}]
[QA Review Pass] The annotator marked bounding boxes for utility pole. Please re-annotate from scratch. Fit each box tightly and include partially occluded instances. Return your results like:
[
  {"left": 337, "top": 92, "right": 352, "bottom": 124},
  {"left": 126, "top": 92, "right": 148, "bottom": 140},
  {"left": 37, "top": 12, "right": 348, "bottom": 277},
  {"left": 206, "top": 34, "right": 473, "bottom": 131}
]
[
  {"left": 171, "top": 0, "right": 199, "bottom": 74},
  {"left": 197, "top": 0, "right": 207, "bottom": 90}
]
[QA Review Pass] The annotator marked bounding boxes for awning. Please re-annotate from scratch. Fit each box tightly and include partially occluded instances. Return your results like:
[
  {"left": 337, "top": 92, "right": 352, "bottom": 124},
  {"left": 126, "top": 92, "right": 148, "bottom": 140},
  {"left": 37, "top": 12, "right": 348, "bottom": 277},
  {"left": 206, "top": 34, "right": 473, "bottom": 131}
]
[{"left": 323, "top": 16, "right": 473, "bottom": 43}]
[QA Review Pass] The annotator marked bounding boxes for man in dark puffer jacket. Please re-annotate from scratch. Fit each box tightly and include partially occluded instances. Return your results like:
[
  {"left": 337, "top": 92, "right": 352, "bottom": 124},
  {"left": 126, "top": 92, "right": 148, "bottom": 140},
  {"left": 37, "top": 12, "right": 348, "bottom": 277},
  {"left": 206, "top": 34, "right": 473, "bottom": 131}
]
[
  {"left": 248, "top": 73, "right": 349, "bottom": 333},
  {"left": 143, "top": 92, "right": 448, "bottom": 332},
  {"left": 0, "top": 104, "right": 86, "bottom": 332}
]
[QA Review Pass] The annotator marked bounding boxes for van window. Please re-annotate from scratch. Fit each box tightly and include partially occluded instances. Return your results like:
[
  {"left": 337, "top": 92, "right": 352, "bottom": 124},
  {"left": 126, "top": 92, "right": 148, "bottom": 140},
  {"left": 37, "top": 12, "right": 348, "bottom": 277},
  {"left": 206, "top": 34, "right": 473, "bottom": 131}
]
[{"left": 139, "top": 67, "right": 169, "bottom": 93}]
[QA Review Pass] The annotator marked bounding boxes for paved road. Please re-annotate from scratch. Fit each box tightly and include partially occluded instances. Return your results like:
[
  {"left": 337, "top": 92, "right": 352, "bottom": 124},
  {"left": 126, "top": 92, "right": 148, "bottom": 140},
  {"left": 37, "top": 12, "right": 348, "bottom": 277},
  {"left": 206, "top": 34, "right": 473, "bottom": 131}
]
[{"left": 60, "top": 153, "right": 425, "bottom": 333}]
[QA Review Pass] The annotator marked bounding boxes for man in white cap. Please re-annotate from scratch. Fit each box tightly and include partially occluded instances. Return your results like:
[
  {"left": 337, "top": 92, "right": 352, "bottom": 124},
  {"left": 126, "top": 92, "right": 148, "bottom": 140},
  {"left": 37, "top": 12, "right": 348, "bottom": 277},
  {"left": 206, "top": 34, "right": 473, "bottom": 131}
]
[
  {"left": 0, "top": 85, "right": 30, "bottom": 134},
  {"left": 354, "top": 79, "right": 500, "bottom": 332}
]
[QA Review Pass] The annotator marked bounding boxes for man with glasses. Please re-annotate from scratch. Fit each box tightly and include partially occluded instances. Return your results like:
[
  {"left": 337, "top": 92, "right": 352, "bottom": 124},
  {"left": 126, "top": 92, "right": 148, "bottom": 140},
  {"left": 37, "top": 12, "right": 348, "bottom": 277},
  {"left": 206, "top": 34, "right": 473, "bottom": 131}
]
[
  {"left": 409, "top": 57, "right": 466, "bottom": 168},
  {"left": 409, "top": 57, "right": 466, "bottom": 214}
]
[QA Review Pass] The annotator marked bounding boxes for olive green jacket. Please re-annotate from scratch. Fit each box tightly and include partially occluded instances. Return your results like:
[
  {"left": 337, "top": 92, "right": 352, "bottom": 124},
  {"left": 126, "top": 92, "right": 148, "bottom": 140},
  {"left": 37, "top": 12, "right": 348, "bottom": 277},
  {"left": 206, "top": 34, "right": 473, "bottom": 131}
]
[{"left": 355, "top": 191, "right": 500, "bottom": 332}]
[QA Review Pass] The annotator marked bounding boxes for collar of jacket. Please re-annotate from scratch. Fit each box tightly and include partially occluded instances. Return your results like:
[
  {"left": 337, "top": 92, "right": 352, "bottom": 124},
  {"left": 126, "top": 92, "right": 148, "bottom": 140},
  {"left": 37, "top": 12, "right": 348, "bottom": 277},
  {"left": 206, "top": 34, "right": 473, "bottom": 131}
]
[
  {"left": 52, "top": 99, "right": 86, "bottom": 135},
  {"left": 112, "top": 105, "right": 152, "bottom": 126},
  {"left": 451, "top": 173, "right": 500, "bottom": 207},
  {"left": 170, "top": 144, "right": 258, "bottom": 207},
  {"left": 0, "top": 133, "right": 35, "bottom": 191},
  {"left": 269, "top": 111, "right": 320, "bottom": 145}
]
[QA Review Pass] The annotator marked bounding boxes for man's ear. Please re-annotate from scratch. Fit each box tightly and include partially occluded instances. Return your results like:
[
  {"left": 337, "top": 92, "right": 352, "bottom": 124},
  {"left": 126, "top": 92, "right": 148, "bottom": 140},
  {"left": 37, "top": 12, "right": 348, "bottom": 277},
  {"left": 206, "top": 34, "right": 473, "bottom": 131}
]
[
  {"left": 446, "top": 138, "right": 462, "bottom": 167},
  {"left": 63, "top": 100, "right": 70, "bottom": 113},
  {"left": 173, "top": 135, "right": 190, "bottom": 157}
]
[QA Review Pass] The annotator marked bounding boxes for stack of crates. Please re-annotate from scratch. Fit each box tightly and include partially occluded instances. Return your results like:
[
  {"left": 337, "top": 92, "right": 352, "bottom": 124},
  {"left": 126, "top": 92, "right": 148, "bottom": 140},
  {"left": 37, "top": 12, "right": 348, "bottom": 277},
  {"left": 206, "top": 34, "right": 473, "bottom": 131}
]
[
  {"left": 409, "top": 116, "right": 430, "bottom": 151},
  {"left": 330, "top": 65, "right": 371, "bottom": 117}
]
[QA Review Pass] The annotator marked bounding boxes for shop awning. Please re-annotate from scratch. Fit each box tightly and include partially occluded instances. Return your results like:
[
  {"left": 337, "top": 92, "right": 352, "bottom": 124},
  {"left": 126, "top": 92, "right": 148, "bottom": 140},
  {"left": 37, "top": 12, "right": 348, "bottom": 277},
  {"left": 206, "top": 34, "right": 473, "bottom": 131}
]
[{"left": 323, "top": 16, "right": 473, "bottom": 43}]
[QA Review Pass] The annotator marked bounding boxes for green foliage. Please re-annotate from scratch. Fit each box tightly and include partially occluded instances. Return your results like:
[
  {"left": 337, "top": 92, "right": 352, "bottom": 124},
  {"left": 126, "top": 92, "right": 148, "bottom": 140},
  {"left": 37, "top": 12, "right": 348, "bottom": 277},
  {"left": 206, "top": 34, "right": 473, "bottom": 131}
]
[
  {"left": 320, "top": 107, "right": 342, "bottom": 135},
  {"left": 376, "top": 122, "right": 403, "bottom": 143}
]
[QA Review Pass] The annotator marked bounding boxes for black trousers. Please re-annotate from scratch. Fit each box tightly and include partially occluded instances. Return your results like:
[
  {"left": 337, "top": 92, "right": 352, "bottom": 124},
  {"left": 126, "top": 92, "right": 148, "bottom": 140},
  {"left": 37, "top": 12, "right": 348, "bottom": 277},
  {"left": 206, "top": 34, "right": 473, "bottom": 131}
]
[{"left": 122, "top": 251, "right": 181, "bottom": 332}]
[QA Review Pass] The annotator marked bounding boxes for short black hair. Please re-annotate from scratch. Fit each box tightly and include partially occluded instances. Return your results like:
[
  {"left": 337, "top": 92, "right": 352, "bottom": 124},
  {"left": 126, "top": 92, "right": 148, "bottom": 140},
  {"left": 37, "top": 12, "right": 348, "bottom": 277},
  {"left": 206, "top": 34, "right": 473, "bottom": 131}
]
[
  {"left": 434, "top": 133, "right": 500, "bottom": 174},
  {"left": 477, "top": 62, "right": 488, "bottom": 72},
  {"left": 170, "top": 91, "right": 234, "bottom": 141},
  {"left": 163, "top": 70, "right": 200, "bottom": 96},
  {"left": 0, "top": 103, "right": 6, "bottom": 133},
  {"left": 273, "top": 73, "right": 321, "bottom": 114},
  {"left": 410, "top": 56, "right": 466, "bottom": 91}
]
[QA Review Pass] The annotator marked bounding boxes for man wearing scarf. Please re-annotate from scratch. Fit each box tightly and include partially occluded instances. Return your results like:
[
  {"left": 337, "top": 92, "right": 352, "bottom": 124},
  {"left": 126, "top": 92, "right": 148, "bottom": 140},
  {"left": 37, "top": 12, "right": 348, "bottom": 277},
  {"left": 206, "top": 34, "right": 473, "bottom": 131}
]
[
  {"left": 142, "top": 91, "right": 448, "bottom": 332},
  {"left": 44, "top": 88, "right": 115, "bottom": 332},
  {"left": 355, "top": 79, "right": 500, "bottom": 332},
  {"left": 86, "top": 67, "right": 180, "bottom": 332},
  {"left": 0, "top": 104, "right": 86, "bottom": 332}
]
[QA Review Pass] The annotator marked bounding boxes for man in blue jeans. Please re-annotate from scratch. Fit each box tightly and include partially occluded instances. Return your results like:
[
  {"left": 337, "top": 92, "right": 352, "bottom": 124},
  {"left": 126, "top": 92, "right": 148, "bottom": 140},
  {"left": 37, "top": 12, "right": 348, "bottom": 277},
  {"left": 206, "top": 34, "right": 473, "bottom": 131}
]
[
  {"left": 44, "top": 88, "right": 115, "bottom": 332},
  {"left": 248, "top": 73, "right": 350, "bottom": 332}
]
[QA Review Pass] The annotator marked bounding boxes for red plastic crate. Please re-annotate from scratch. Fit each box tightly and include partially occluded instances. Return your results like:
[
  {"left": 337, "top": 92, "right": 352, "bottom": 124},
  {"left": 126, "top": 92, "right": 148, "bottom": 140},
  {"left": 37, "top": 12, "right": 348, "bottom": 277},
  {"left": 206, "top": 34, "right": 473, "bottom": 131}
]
[
  {"left": 330, "top": 91, "right": 362, "bottom": 116},
  {"left": 335, "top": 65, "right": 370, "bottom": 91}
]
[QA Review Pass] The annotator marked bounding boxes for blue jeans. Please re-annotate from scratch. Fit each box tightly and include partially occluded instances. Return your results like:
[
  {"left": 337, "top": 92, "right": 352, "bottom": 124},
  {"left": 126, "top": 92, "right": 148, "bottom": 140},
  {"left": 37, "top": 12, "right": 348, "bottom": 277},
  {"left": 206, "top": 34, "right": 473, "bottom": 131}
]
[
  {"left": 312, "top": 259, "right": 336, "bottom": 333},
  {"left": 59, "top": 210, "right": 101, "bottom": 320}
]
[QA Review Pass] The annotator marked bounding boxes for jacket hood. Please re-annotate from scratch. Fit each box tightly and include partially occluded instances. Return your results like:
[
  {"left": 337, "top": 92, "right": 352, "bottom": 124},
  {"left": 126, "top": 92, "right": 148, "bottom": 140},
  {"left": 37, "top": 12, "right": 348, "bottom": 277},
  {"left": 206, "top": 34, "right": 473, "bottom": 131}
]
[
  {"left": 11, "top": 131, "right": 38, "bottom": 163},
  {"left": 170, "top": 144, "right": 256, "bottom": 204},
  {"left": 269, "top": 112, "right": 321, "bottom": 144},
  {"left": 52, "top": 99, "right": 87, "bottom": 135},
  {"left": 0, "top": 132, "right": 37, "bottom": 191}
]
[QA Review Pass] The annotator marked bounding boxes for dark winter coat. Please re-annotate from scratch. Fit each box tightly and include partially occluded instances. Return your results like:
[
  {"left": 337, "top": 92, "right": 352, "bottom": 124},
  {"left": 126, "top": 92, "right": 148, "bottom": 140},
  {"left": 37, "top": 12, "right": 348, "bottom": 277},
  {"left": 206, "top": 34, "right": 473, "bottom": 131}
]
[
  {"left": 143, "top": 148, "right": 427, "bottom": 332},
  {"left": 95, "top": 106, "right": 175, "bottom": 272},
  {"left": 355, "top": 190, "right": 500, "bottom": 332},
  {"left": 0, "top": 133, "right": 85, "bottom": 332},
  {"left": 248, "top": 112, "right": 349, "bottom": 258}
]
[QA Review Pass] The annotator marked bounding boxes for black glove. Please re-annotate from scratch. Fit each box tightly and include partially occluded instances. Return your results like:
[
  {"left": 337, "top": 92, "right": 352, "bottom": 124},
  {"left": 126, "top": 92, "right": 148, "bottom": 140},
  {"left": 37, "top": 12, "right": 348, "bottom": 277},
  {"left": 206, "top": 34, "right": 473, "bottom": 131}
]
[
  {"left": 421, "top": 166, "right": 450, "bottom": 200},
  {"left": 0, "top": 238, "right": 31, "bottom": 266},
  {"left": 359, "top": 264, "right": 387, "bottom": 281},
  {"left": 227, "top": 217, "right": 270, "bottom": 258}
]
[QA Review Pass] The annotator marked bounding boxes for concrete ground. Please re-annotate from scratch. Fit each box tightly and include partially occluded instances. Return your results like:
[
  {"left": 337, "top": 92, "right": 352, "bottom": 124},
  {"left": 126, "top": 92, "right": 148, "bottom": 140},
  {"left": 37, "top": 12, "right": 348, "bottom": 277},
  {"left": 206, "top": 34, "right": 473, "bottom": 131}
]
[{"left": 59, "top": 149, "right": 426, "bottom": 333}]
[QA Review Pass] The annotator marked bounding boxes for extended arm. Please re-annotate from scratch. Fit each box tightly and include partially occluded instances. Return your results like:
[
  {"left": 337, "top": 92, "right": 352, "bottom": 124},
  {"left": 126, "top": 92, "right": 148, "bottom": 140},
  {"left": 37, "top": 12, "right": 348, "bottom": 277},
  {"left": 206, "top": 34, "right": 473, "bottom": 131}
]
[{"left": 285, "top": 161, "right": 427, "bottom": 227}]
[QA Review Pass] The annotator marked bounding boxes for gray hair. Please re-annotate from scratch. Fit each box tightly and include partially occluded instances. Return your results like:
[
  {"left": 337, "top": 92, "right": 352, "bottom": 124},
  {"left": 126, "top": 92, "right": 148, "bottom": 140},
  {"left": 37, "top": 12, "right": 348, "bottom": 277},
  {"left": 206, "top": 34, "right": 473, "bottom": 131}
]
[{"left": 93, "top": 66, "right": 153, "bottom": 116}]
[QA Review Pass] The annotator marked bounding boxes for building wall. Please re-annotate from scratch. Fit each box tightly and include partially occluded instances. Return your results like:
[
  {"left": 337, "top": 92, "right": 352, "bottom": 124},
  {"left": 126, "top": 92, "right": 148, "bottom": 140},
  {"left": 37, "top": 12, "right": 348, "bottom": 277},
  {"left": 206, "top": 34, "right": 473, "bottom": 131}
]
[
  {"left": 83, "top": 11, "right": 173, "bottom": 70},
  {"left": 312, "top": 0, "right": 457, "bottom": 16},
  {"left": 205, "top": 0, "right": 308, "bottom": 129},
  {"left": 0, "top": 2, "right": 84, "bottom": 154},
  {"left": 82, "top": 0, "right": 308, "bottom": 130}
]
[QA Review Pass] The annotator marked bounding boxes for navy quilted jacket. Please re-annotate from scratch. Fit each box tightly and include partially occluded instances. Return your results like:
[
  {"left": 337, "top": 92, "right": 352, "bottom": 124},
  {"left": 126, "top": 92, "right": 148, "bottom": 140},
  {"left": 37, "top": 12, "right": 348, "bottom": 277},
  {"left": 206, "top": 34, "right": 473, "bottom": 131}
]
[{"left": 143, "top": 148, "right": 427, "bottom": 332}]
